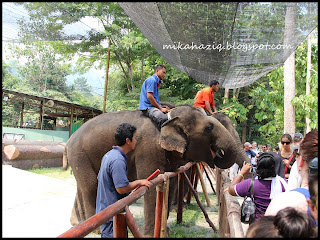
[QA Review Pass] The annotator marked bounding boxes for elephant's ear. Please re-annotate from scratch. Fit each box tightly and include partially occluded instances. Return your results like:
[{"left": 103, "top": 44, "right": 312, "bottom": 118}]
[{"left": 160, "top": 117, "right": 187, "bottom": 154}]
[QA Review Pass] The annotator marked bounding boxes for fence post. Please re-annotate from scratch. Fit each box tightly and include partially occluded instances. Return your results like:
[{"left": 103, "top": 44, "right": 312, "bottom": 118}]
[
  {"left": 177, "top": 172, "right": 184, "bottom": 224},
  {"left": 160, "top": 178, "right": 169, "bottom": 238},
  {"left": 154, "top": 183, "right": 164, "bottom": 238},
  {"left": 113, "top": 212, "right": 128, "bottom": 238},
  {"left": 186, "top": 165, "right": 196, "bottom": 204},
  {"left": 195, "top": 163, "right": 211, "bottom": 207}
]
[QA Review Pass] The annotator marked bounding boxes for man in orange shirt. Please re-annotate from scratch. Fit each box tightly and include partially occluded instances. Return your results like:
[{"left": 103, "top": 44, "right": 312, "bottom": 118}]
[{"left": 193, "top": 80, "right": 220, "bottom": 115}]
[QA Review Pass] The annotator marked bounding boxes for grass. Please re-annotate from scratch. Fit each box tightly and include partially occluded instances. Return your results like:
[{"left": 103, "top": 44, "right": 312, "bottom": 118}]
[
  {"left": 27, "top": 167, "right": 219, "bottom": 238},
  {"left": 27, "top": 167, "right": 74, "bottom": 180},
  {"left": 167, "top": 192, "right": 219, "bottom": 238}
]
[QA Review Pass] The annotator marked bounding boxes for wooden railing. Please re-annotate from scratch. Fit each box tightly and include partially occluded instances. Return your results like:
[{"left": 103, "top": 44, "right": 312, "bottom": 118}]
[
  {"left": 216, "top": 169, "right": 244, "bottom": 237},
  {"left": 58, "top": 162, "right": 244, "bottom": 238}
]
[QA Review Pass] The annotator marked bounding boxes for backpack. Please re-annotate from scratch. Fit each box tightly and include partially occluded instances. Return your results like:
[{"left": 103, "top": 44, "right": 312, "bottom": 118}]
[{"left": 241, "top": 178, "right": 256, "bottom": 224}]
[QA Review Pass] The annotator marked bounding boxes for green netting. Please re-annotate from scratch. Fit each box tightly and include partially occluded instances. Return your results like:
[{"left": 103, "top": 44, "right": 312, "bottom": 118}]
[{"left": 118, "top": 2, "right": 318, "bottom": 88}]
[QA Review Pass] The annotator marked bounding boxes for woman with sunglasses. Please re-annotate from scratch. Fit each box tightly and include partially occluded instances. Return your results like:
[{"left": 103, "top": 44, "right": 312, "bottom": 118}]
[{"left": 279, "top": 133, "right": 294, "bottom": 179}]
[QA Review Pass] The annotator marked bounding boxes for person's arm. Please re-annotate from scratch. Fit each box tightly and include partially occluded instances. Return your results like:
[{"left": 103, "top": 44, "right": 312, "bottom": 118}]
[
  {"left": 205, "top": 101, "right": 214, "bottom": 115},
  {"left": 228, "top": 161, "right": 252, "bottom": 196},
  {"left": 147, "top": 92, "right": 168, "bottom": 113},
  {"left": 211, "top": 105, "right": 217, "bottom": 114},
  {"left": 116, "top": 179, "right": 151, "bottom": 194}
]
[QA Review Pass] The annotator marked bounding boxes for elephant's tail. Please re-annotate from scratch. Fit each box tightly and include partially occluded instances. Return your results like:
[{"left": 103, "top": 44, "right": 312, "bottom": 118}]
[{"left": 62, "top": 146, "right": 68, "bottom": 170}]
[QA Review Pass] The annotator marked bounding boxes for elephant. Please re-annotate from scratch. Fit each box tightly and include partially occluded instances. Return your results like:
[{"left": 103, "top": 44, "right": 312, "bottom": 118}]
[{"left": 63, "top": 105, "right": 249, "bottom": 236}]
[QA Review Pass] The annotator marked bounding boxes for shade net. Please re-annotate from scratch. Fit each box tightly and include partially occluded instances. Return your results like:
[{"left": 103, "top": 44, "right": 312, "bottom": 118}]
[
  {"left": 2, "top": 2, "right": 318, "bottom": 89},
  {"left": 119, "top": 2, "right": 318, "bottom": 88}
]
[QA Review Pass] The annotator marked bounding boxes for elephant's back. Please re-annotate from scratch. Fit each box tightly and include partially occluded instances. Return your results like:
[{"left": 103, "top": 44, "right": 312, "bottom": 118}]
[{"left": 67, "top": 110, "right": 157, "bottom": 164}]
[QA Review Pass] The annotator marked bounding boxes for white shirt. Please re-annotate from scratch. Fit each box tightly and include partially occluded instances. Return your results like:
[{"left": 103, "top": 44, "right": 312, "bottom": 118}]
[{"left": 287, "top": 161, "right": 302, "bottom": 190}]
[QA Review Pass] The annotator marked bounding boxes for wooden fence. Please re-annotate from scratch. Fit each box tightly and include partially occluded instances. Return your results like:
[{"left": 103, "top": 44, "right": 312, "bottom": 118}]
[{"left": 58, "top": 162, "right": 244, "bottom": 238}]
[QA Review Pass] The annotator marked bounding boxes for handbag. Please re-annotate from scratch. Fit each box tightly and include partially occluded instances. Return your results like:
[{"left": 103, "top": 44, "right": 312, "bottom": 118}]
[{"left": 240, "top": 178, "right": 256, "bottom": 224}]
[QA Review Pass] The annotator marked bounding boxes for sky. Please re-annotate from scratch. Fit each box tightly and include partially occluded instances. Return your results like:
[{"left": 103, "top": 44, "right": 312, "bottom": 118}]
[{"left": 2, "top": 2, "right": 107, "bottom": 96}]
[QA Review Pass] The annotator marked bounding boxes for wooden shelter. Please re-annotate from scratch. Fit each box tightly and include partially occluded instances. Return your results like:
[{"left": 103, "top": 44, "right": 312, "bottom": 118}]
[{"left": 2, "top": 88, "right": 102, "bottom": 136}]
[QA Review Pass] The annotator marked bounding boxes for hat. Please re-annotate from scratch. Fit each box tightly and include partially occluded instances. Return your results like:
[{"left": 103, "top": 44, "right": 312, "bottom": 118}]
[
  {"left": 244, "top": 142, "right": 252, "bottom": 147},
  {"left": 309, "top": 157, "right": 318, "bottom": 175},
  {"left": 293, "top": 133, "right": 303, "bottom": 142}
]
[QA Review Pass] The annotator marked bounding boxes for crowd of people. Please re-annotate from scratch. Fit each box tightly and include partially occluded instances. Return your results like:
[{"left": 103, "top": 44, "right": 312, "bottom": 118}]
[{"left": 227, "top": 130, "right": 318, "bottom": 238}]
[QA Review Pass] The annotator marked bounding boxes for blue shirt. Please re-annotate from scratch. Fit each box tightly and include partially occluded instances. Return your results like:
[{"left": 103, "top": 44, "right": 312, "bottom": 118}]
[
  {"left": 96, "top": 146, "right": 129, "bottom": 231},
  {"left": 139, "top": 74, "right": 162, "bottom": 110}
]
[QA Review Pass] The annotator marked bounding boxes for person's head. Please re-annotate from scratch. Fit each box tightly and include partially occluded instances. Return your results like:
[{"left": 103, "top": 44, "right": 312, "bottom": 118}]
[
  {"left": 114, "top": 123, "right": 137, "bottom": 150},
  {"left": 246, "top": 216, "right": 281, "bottom": 238},
  {"left": 261, "top": 143, "right": 268, "bottom": 152},
  {"left": 293, "top": 132, "right": 303, "bottom": 145},
  {"left": 209, "top": 80, "right": 219, "bottom": 93},
  {"left": 280, "top": 133, "right": 292, "bottom": 152},
  {"left": 267, "top": 144, "right": 272, "bottom": 151},
  {"left": 297, "top": 130, "right": 318, "bottom": 176},
  {"left": 274, "top": 207, "right": 315, "bottom": 238},
  {"left": 154, "top": 64, "right": 167, "bottom": 80},
  {"left": 252, "top": 141, "right": 257, "bottom": 149},
  {"left": 273, "top": 146, "right": 279, "bottom": 153},
  {"left": 244, "top": 142, "right": 252, "bottom": 151},
  {"left": 256, "top": 152, "right": 276, "bottom": 179}
]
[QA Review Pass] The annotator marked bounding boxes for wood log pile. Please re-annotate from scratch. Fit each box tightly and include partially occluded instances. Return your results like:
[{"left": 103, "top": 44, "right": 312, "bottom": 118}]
[{"left": 2, "top": 139, "right": 66, "bottom": 170}]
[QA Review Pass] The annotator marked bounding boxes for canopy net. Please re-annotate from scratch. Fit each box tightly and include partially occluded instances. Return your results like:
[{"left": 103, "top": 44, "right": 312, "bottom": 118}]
[
  {"left": 118, "top": 2, "right": 317, "bottom": 88},
  {"left": 2, "top": 2, "right": 318, "bottom": 89}
]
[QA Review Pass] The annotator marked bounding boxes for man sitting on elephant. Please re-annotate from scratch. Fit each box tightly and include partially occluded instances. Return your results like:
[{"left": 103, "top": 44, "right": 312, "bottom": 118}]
[
  {"left": 139, "top": 64, "right": 170, "bottom": 129},
  {"left": 96, "top": 123, "right": 151, "bottom": 238}
]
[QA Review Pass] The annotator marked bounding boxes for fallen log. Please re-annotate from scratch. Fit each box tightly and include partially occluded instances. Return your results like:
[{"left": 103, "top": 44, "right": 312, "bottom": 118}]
[
  {"left": 4, "top": 144, "right": 65, "bottom": 161},
  {"left": 2, "top": 139, "right": 66, "bottom": 147}
]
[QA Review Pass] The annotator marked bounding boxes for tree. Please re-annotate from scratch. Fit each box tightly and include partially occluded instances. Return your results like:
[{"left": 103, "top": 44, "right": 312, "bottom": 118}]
[{"left": 283, "top": 2, "right": 297, "bottom": 136}]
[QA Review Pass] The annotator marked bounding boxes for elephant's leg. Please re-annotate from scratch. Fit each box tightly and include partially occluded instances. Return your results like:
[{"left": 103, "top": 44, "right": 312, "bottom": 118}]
[
  {"left": 70, "top": 188, "right": 85, "bottom": 226},
  {"left": 70, "top": 153, "right": 98, "bottom": 225},
  {"left": 143, "top": 188, "right": 157, "bottom": 237}
]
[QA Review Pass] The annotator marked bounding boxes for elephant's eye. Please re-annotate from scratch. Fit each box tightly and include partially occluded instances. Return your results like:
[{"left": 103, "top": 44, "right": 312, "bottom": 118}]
[{"left": 204, "top": 124, "right": 214, "bottom": 133}]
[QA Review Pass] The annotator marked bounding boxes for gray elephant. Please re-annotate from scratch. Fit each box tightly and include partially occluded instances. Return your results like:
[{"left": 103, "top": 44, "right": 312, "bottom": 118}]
[{"left": 63, "top": 105, "right": 249, "bottom": 236}]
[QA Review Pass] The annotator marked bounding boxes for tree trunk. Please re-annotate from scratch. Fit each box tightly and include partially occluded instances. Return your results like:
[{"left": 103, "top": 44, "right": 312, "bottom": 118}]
[
  {"left": 283, "top": 2, "right": 297, "bottom": 136},
  {"left": 223, "top": 88, "right": 229, "bottom": 104},
  {"left": 241, "top": 87, "right": 248, "bottom": 143},
  {"left": 141, "top": 53, "right": 145, "bottom": 82},
  {"left": 305, "top": 5, "right": 312, "bottom": 134},
  {"left": 4, "top": 144, "right": 65, "bottom": 160}
]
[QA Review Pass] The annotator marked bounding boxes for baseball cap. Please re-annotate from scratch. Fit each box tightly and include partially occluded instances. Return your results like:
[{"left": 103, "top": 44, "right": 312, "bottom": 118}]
[
  {"left": 309, "top": 157, "right": 318, "bottom": 175},
  {"left": 244, "top": 142, "right": 252, "bottom": 147},
  {"left": 293, "top": 133, "right": 303, "bottom": 142}
]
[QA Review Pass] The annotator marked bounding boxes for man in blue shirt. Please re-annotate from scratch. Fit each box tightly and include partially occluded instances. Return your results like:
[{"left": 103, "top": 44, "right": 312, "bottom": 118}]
[
  {"left": 139, "top": 64, "right": 170, "bottom": 129},
  {"left": 96, "top": 123, "right": 151, "bottom": 238}
]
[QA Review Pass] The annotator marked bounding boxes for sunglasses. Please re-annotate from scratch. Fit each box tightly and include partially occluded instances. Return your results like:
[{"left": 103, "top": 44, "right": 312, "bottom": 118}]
[{"left": 281, "top": 141, "right": 291, "bottom": 145}]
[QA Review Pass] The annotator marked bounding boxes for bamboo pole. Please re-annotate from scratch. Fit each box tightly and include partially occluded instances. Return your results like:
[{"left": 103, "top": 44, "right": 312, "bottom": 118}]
[
  {"left": 182, "top": 171, "right": 218, "bottom": 232},
  {"left": 201, "top": 163, "right": 216, "bottom": 194},
  {"left": 195, "top": 163, "right": 211, "bottom": 207}
]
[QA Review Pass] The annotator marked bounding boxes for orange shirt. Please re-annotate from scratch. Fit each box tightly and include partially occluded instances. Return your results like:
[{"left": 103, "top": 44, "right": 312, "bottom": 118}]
[{"left": 193, "top": 87, "right": 215, "bottom": 111}]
